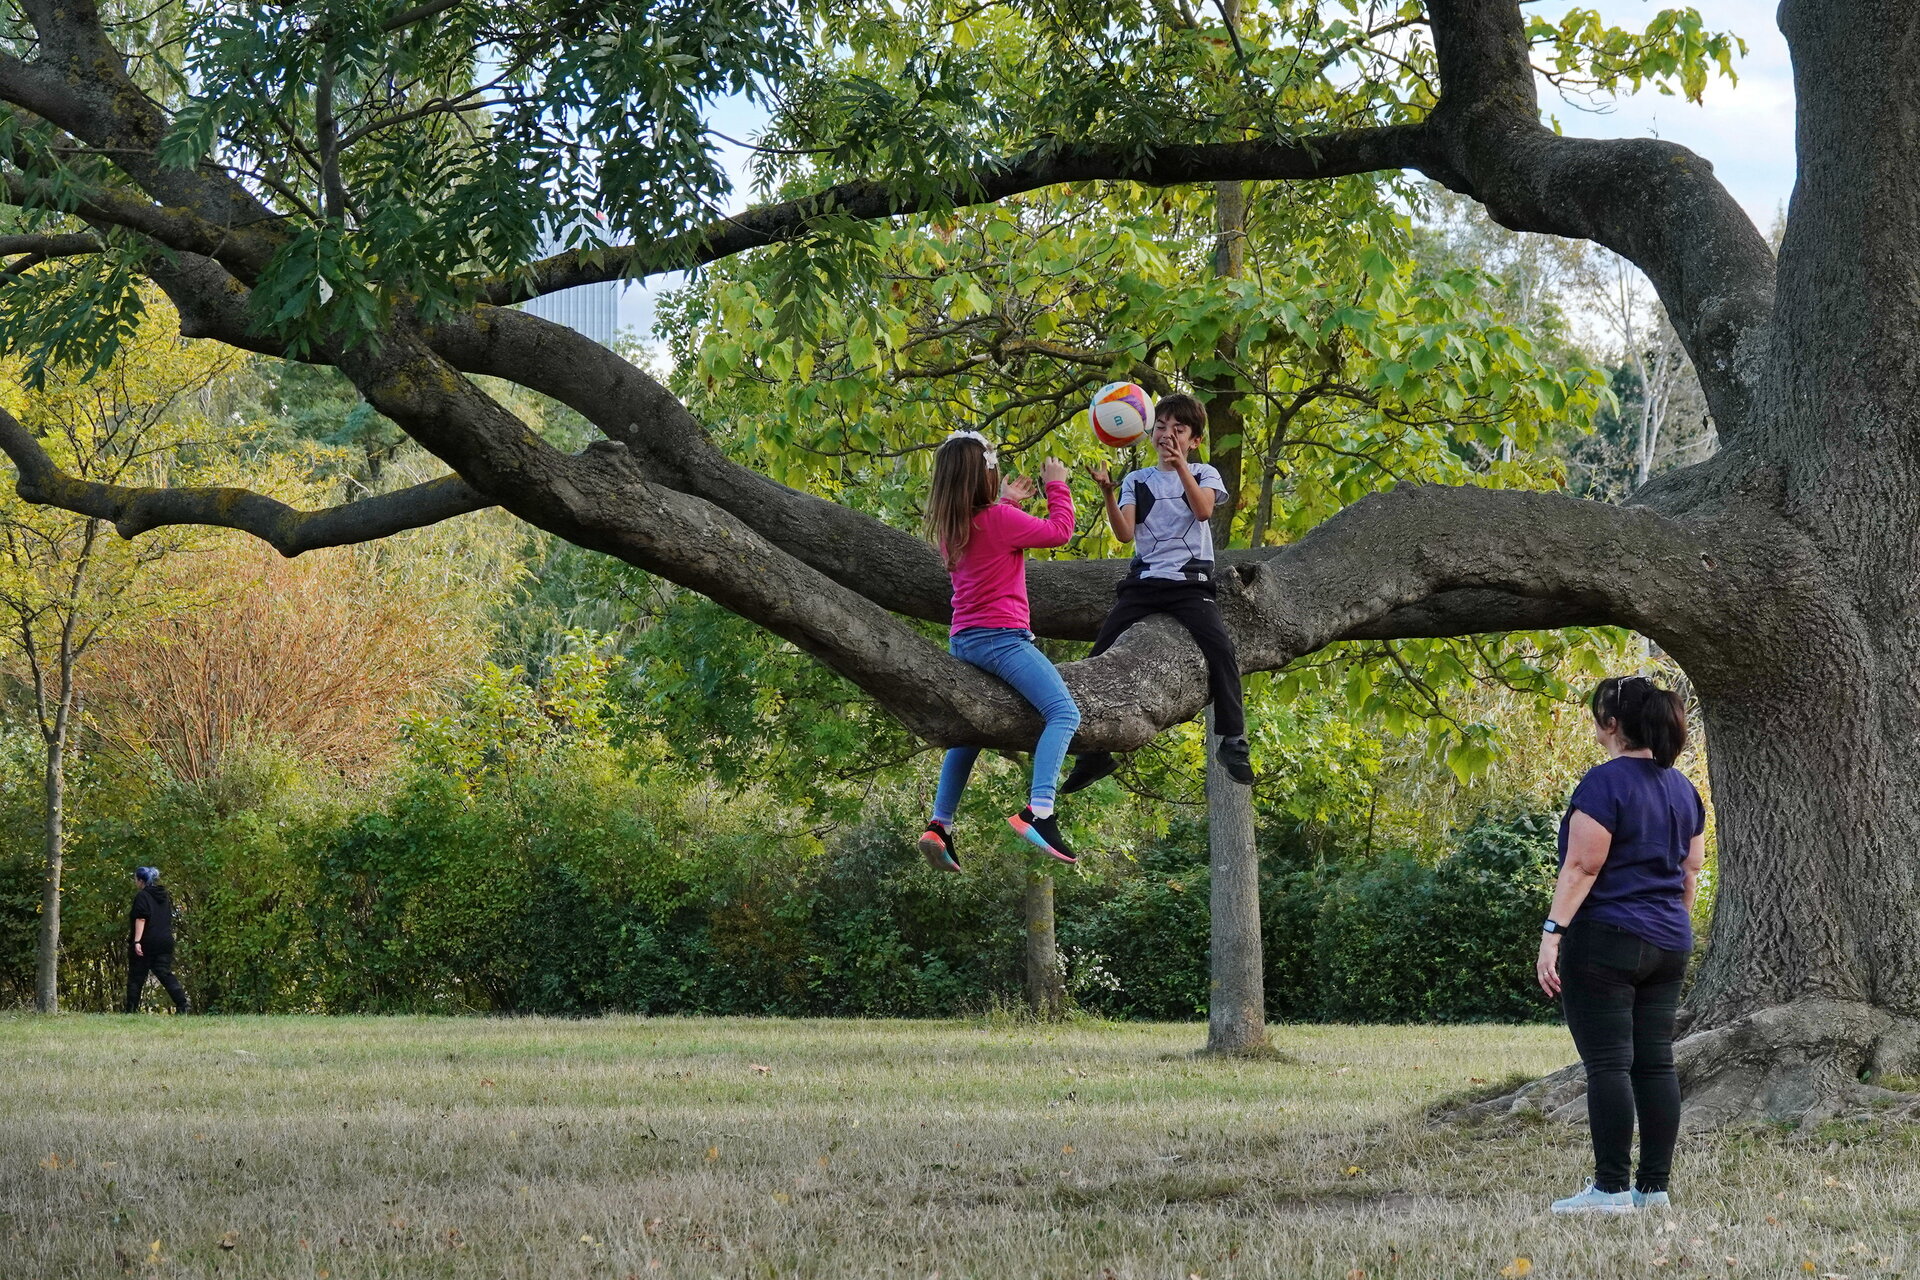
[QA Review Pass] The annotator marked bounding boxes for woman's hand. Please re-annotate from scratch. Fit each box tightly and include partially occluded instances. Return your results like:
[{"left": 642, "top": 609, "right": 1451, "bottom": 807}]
[
  {"left": 1001, "top": 474, "right": 1036, "bottom": 503},
  {"left": 1041, "top": 456, "right": 1069, "bottom": 485},
  {"left": 1536, "top": 933, "right": 1561, "bottom": 998},
  {"left": 134, "top": 941, "right": 144, "bottom": 957}
]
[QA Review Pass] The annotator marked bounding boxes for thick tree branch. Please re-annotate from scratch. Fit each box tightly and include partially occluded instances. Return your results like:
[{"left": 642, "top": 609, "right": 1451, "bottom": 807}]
[
  {"left": 479, "top": 128, "right": 1438, "bottom": 305},
  {"left": 1420, "top": 0, "right": 1774, "bottom": 438},
  {"left": 0, "top": 403, "right": 492, "bottom": 555}
]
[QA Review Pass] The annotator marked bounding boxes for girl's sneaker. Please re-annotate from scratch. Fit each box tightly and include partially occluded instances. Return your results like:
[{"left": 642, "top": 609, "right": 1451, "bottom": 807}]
[
  {"left": 1008, "top": 808, "right": 1076, "bottom": 863},
  {"left": 1550, "top": 1183, "right": 1636, "bottom": 1215},
  {"left": 918, "top": 822, "right": 959, "bottom": 872},
  {"left": 1631, "top": 1189, "right": 1671, "bottom": 1210}
]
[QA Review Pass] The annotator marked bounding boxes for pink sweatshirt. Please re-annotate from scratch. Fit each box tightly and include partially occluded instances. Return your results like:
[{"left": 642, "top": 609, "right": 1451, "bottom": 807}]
[{"left": 947, "top": 480, "right": 1076, "bottom": 634}]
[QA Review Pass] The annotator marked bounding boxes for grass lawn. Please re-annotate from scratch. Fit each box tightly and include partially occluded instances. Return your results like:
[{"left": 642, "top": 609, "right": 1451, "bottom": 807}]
[{"left": 3, "top": 1015, "right": 1917, "bottom": 1279}]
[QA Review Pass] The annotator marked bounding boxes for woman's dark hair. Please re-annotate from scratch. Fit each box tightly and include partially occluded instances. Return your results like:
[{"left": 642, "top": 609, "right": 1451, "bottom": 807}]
[{"left": 1590, "top": 675, "right": 1688, "bottom": 768}]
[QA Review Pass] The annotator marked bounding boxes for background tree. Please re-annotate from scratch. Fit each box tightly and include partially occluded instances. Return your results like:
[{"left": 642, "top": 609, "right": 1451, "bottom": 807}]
[{"left": 0, "top": 306, "right": 230, "bottom": 1010}]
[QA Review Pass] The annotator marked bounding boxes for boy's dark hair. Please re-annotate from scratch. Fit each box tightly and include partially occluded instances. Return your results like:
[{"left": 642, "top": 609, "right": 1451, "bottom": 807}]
[
  {"left": 1154, "top": 393, "right": 1207, "bottom": 439},
  {"left": 1591, "top": 675, "right": 1689, "bottom": 768}
]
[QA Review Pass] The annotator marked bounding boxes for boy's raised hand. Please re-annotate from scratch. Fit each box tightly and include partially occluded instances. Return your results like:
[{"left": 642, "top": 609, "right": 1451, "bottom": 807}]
[
  {"left": 1041, "top": 457, "right": 1069, "bottom": 485},
  {"left": 1084, "top": 463, "right": 1115, "bottom": 493}
]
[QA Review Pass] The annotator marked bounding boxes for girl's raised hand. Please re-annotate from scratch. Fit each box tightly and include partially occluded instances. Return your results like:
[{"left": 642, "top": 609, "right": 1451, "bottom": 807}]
[
  {"left": 1002, "top": 474, "right": 1037, "bottom": 503},
  {"left": 1041, "top": 457, "right": 1069, "bottom": 485}
]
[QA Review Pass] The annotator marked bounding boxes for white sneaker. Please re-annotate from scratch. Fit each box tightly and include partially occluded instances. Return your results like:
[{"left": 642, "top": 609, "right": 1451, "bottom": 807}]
[
  {"left": 1631, "top": 1189, "right": 1671, "bottom": 1210},
  {"left": 1551, "top": 1182, "right": 1637, "bottom": 1215}
]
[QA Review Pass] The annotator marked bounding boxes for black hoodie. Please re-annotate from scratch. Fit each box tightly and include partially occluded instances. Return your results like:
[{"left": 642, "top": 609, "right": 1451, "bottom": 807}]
[{"left": 130, "top": 883, "right": 175, "bottom": 950}]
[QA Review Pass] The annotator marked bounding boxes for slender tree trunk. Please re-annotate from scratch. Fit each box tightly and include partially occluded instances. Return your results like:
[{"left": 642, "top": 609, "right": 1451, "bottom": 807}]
[
  {"left": 33, "top": 641, "right": 76, "bottom": 1015},
  {"left": 34, "top": 729, "right": 64, "bottom": 1014},
  {"left": 1192, "top": 158, "right": 1269, "bottom": 1054},
  {"left": 1023, "top": 867, "right": 1065, "bottom": 1020},
  {"left": 1205, "top": 708, "right": 1267, "bottom": 1054}
]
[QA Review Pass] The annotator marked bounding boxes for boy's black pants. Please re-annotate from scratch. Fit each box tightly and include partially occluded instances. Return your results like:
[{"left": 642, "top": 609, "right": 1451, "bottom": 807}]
[
  {"left": 1087, "top": 578, "right": 1244, "bottom": 738},
  {"left": 125, "top": 946, "right": 189, "bottom": 1013}
]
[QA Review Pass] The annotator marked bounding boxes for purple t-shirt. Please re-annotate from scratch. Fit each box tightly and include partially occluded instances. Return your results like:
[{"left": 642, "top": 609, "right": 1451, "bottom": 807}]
[{"left": 1558, "top": 756, "right": 1705, "bottom": 953}]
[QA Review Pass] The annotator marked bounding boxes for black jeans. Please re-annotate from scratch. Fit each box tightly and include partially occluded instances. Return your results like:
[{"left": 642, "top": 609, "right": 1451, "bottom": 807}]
[
  {"left": 1087, "top": 579, "right": 1244, "bottom": 737},
  {"left": 1559, "top": 920, "right": 1688, "bottom": 1193},
  {"left": 126, "top": 946, "right": 189, "bottom": 1013}
]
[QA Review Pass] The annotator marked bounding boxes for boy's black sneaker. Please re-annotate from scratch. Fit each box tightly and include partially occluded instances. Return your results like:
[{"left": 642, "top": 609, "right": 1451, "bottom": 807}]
[
  {"left": 1216, "top": 736, "right": 1255, "bottom": 786},
  {"left": 1008, "top": 807, "right": 1077, "bottom": 864},
  {"left": 918, "top": 822, "right": 959, "bottom": 872},
  {"left": 1059, "top": 752, "right": 1118, "bottom": 795}
]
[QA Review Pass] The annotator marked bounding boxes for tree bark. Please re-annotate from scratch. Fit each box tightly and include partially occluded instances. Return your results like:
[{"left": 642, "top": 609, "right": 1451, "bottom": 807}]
[
  {"left": 33, "top": 726, "right": 63, "bottom": 1014},
  {"left": 1196, "top": 161, "right": 1267, "bottom": 1055},
  {"left": 33, "top": 627, "right": 75, "bottom": 1015},
  {"left": 1204, "top": 710, "right": 1267, "bottom": 1055},
  {"left": 1023, "top": 868, "right": 1065, "bottom": 1021}
]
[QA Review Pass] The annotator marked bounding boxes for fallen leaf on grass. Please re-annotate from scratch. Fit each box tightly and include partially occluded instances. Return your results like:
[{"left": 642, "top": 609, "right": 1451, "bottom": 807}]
[
  {"left": 1469, "top": 1077, "right": 1488, "bottom": 1084},
  {"left": 750, "top": 1064, "right": 771, "bottom": 1074},
  {"left": 705, "top": 1146, "right": 720, "bottom": 1161},
  {"left": 1061, "top": 1145, "right": 1076, "bottom": 1155},
  {"left": 1347, "top": 1270, "right": 1367, "bottom": 1280},
  {"left": 39, "top": 1152, "right": 64, "bottom": 1170},
  {"left": 219, "top": 1231, "right": 238, "bottom": 1251},
  {"left": 1498, "top": 1259, "right": 1531, "bottom": 1279},
  {"left": 1341, "top": 1165, "right": 1364, "bottom": 1178},
  {"left": 771, "top": 1192, "right": 791, "bottom": 1205},
  {"left": 480, "top": 1079, "right": 495, "bottom": 1088}
]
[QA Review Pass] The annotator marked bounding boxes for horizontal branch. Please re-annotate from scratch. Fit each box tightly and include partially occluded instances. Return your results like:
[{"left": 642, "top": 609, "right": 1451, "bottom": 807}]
[
  {"left": 0, "top": 232, "right": 101, "bottom": 261},
  {"left": 0, "top": 403, "right": 493, "bottom": 555},
  {"left": 481, "top": 128, "right": 1436, "bottom": 304}
]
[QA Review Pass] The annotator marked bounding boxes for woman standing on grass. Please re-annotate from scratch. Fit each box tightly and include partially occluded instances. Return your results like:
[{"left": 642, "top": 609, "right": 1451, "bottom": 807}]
[{"left": 1537, "top": 675, "right": 1706, "bottom": 1216}]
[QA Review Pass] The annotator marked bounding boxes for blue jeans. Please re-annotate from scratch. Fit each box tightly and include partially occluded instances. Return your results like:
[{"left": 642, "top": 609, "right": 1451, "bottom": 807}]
[{"left": 932, "top": 627, "right": 1080, "bottom": 821}]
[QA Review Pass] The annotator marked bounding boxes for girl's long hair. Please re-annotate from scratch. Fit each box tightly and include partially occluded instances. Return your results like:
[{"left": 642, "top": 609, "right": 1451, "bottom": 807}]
[
  {"left": 925, "top": 437, "right": 998, "bottom": 571},
  {"left": 1591, "top": 675, "right": 1689, "bottom": 768}
]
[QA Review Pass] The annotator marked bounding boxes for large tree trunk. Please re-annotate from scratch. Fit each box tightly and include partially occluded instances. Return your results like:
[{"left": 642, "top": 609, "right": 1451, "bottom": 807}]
[{"left": 1022, "top": 868, "right": 1065, "bottom": 1021}]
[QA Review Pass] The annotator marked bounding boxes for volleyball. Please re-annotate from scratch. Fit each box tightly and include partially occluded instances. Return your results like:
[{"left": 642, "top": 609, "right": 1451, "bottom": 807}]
[{"left": 1088, "top": 381, "right": 1150, "bottom": 448}]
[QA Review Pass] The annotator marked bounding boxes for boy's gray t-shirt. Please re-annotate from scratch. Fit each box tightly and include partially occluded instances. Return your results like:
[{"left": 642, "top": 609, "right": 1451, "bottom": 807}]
[{"left": 1119, "top": 463, "right": 1228, "bottom": 583}]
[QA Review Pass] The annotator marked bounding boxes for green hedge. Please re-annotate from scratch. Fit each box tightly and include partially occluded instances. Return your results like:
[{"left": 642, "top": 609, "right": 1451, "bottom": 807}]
[{"left": 0, "top": 737, "right": 1559, "bottom": 1022}]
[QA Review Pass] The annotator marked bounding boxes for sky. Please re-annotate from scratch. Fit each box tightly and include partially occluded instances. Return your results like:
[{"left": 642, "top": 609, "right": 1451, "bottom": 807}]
[{"left": 616, "top": 0, "right": 1796, "bottom": 338}]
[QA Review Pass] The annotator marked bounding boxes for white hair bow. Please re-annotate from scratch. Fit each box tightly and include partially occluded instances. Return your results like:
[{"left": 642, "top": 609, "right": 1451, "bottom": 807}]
[{"left": 943, "top": 429, "right": 998, "bottom": 468}]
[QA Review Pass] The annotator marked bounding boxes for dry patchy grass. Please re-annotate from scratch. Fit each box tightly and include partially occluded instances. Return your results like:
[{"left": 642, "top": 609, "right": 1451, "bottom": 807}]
[{"left": 2, "top": 1014, "right": 1918, "bottom": 1279}]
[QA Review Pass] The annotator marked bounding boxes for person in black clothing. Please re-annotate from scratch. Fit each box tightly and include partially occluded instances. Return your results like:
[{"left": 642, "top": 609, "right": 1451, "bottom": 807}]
[{"left": 126, "top": 866, "right": 189, "bottom": 1014}]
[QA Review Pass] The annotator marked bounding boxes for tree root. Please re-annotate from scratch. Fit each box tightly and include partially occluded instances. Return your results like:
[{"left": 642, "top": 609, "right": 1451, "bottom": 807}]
[{"left": 1440, "top": 1000, "right": 1920, "bottom": 1130}]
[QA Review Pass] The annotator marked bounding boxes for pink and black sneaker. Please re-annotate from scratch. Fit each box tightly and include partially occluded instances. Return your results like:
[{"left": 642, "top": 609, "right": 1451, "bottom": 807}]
[
  {"left": 918, "top": 821, "right": 959, "bottom": 872},
  {"left": 1007, "top": 807, "right": 1077, "bottom": 864}
]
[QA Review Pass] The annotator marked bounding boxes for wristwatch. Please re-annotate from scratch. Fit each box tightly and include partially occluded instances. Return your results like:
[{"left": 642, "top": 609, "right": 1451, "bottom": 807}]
[{"left": 1541, "top": 918, "right": 1569, "bottom": 935}]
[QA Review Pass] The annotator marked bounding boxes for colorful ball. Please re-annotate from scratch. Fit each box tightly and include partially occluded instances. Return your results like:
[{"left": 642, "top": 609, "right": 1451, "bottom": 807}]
[{"left": 1089, "top": 381, "right": 1151, "bottom": 448}]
